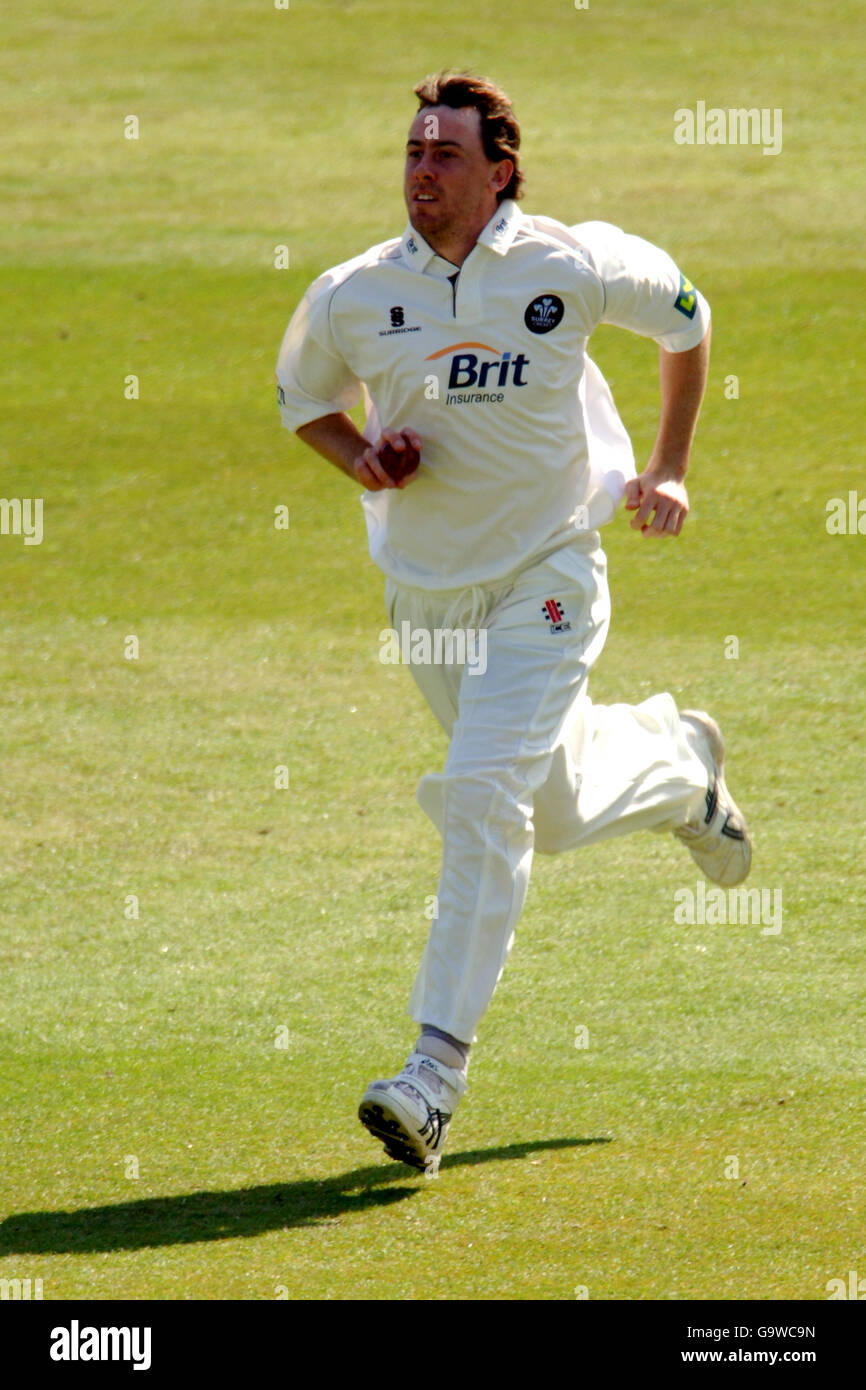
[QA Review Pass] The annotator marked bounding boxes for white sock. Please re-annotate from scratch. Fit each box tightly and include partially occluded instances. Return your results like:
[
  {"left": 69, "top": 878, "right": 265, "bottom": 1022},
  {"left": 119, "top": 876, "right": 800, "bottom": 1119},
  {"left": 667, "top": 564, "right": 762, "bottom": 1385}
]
[{"left": 417, "top": 1026, "right": 469, "bottom": 1073}]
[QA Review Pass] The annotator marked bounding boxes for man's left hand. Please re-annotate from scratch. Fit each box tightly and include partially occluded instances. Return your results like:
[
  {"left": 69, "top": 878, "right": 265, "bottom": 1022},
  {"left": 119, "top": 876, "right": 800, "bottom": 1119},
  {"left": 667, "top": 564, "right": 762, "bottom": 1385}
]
[{"left": 624, "top": 469, "right": 690, "bottom": 537}]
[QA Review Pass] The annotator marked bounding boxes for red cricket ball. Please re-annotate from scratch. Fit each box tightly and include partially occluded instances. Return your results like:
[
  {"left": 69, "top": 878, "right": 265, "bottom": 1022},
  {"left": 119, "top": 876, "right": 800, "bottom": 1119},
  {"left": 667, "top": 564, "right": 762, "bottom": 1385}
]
[{"left": 377, "top": 432, "right": 421, "bottom": 483}]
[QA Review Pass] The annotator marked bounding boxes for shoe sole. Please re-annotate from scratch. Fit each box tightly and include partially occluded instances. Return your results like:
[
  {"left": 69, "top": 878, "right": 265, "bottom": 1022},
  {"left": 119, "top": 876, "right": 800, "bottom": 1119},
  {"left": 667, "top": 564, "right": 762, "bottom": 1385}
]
[{"left": 358, "top": 1095, "right": 431, "bottom": 1171}]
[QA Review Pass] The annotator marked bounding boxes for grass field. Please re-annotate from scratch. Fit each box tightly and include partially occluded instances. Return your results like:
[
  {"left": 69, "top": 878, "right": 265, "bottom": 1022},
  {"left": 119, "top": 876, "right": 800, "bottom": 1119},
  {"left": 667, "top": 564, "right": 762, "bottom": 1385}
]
[{"left": 1, "top": 0, "right": 864, "bottom": 1302}]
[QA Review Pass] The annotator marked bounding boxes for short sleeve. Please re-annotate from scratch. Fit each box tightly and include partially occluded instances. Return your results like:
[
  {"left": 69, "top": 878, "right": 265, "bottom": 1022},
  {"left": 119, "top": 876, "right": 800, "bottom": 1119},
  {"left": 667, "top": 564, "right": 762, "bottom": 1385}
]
[
  {"left": 571, "top": 220, "right": 710, "bottom": 352},
  {"left": 275, "top": 273, "right": 363, "bottom": 432}
]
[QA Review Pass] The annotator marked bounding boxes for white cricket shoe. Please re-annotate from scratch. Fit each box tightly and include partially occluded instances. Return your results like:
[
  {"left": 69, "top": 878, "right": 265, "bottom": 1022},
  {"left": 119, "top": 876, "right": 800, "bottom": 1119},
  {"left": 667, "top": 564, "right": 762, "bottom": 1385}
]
[
  {"left": 674, "top": 709, "right": 752, "bottom": 887},
  {"left": 358, "top": 1051, "right": 467, "bottom": 1175}
]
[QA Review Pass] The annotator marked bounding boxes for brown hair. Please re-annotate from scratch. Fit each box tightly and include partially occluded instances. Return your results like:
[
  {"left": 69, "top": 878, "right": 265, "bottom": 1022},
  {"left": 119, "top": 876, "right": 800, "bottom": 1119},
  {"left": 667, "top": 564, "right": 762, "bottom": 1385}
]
[{"left": 413, "top": 71, "right": 524, "bottom": 203}]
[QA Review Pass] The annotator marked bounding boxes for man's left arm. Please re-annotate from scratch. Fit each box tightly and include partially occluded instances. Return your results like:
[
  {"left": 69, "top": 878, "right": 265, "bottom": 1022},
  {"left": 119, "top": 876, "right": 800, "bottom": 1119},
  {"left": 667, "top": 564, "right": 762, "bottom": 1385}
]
[
  {"left": 625, "top": 323, "right": 711, "bottom": 537},
  {"left": 572, "top": 220, "right": 713, "bottom": 539}
]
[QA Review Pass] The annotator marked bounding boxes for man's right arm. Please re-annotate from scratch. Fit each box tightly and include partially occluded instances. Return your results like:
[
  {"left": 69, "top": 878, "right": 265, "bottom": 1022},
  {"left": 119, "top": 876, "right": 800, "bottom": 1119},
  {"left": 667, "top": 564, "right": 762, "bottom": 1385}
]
[
  {"left": 279, "top": 271, "right": 422, "bottom": 491},
  {"left": 296, "top": 413, "right": 422, "bottom": 491}
]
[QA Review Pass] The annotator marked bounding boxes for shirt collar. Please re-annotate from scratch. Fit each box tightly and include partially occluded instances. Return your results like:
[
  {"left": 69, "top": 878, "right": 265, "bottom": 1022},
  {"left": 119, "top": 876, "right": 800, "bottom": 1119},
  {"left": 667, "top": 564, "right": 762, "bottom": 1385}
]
[
  {"left": 400, "top": 199, "right": 523, "bottom": 272},
  {"left": 476, "top": 198, "right": 523, "bottom": 254}
]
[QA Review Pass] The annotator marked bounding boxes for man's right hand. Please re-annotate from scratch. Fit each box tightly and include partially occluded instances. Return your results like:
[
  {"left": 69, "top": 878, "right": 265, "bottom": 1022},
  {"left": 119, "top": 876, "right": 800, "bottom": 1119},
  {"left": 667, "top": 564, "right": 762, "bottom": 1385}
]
[{"left": 354, "top": 427, "right": 423, "bottom": 490}]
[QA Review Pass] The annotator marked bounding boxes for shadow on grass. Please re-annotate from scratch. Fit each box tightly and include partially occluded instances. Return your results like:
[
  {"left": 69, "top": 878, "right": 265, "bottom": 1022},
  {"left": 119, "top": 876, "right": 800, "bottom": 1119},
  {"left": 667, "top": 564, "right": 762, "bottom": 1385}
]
[{"left": 0, "top": 1136, "right": 610, "bottom": 1254}]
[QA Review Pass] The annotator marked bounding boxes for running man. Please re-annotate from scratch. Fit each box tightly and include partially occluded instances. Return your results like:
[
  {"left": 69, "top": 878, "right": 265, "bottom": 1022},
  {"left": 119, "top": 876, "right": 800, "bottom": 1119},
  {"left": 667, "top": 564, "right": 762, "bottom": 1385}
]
[{"left": 276, "top": 71, "right": 752, "bottom": 1174}]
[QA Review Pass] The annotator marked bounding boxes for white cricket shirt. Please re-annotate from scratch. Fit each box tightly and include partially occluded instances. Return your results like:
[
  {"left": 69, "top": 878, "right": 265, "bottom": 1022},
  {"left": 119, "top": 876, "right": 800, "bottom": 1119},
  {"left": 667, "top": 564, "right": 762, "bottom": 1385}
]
[{"left": 276, "top": 200, "right": 710, "bottom": 589}]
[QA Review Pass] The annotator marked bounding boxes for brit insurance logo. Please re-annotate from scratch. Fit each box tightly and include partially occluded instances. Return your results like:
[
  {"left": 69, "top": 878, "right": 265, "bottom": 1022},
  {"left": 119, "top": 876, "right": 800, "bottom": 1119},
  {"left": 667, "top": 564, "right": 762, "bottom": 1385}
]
[
  {"left": 379, "top": 304, "right": 422, "bottom": 338},
  {"left": 425, "top": 341, "right": 530, "bottom": 406},
  {"left": 524, "top": 294, "right": 564, "bottom": 334}
]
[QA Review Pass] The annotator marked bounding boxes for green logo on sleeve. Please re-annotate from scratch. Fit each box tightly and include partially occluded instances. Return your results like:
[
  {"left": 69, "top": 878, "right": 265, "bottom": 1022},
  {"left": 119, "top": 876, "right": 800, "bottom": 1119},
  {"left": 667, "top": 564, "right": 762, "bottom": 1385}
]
[{"left": 674, "top": 274, "right": 697, "bottom": 319}]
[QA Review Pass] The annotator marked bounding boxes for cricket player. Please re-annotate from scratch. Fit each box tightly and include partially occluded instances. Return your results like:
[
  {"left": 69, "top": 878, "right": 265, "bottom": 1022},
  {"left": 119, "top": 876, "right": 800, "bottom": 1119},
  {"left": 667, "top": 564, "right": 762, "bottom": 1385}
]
[{"left": 276, "top": 72, "right": 752, "bottom": 1174}]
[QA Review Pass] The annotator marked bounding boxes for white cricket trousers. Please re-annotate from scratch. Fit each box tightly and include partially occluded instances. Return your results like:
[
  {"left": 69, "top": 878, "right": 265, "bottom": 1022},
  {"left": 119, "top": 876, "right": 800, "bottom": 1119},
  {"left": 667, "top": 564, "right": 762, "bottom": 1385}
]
[{"left": 385, "top": 536, "right": 709, "bottom": 1044}]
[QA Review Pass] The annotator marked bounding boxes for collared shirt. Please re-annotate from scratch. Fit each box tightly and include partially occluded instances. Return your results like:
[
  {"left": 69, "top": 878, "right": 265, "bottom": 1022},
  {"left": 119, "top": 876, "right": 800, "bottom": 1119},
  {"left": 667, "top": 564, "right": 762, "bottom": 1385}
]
[{"left": 275, "top": 200, "right": 710, "bottom": 589}]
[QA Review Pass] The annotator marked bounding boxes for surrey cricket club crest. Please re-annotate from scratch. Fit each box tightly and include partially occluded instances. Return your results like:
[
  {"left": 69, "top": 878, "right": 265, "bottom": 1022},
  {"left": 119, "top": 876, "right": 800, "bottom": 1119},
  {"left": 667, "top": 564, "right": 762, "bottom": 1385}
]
[
  {"left": 525, "top": 294, "right": 565, "bottom": 334},
  {"left": 542, "top": 598, "right": 571, "bottom": 633}
]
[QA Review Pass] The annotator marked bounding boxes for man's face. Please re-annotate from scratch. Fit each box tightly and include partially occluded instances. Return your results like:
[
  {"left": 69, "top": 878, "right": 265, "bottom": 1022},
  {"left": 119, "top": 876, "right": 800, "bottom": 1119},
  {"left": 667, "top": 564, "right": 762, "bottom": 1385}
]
[{"left": 404, "top": 105, "right": 511, "bottom": 249}]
